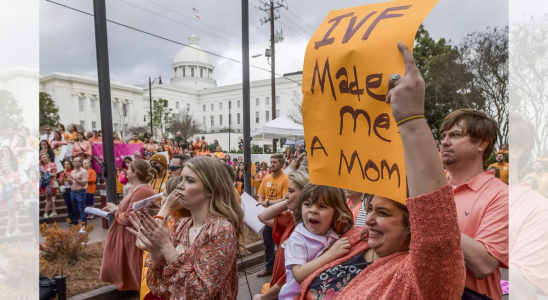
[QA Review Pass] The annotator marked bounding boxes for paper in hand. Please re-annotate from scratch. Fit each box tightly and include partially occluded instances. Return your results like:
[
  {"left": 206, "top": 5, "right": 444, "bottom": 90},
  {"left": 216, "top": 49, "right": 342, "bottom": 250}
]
[
  {"left": 240, "top": 192, "right": 265, "bottom": 234},
  {"left": 85, "top": 207, "right": 110, "bottom": 219},
  {"left": 132, "top": 193, "right": 164, "bottom": 211}
]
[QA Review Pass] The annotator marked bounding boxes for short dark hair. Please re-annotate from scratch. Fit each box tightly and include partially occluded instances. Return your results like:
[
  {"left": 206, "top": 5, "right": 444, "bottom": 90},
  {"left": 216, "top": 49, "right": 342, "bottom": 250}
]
[
  {"left": 57, "top": 123, "right": 65, "bottom": 131},
  {"left": 440, "top": 109, "right": 498, "bottom": 163},
  {"left": 172, "top": 155, "right": 191, "bottom": 167}
]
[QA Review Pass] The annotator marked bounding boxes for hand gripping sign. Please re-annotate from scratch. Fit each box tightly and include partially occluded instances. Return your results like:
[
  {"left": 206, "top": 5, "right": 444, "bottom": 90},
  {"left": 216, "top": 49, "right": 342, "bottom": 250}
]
[{"left": 303, "top": 0, "right": 438, "bottom": 203}]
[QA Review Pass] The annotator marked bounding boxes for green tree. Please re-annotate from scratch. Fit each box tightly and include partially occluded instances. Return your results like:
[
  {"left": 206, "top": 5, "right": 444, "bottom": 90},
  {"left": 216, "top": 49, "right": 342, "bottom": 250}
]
[
  {"left": 0, "top": 90, "right": 25, "bottom": 131},
  {"left": 39, "top": 92, "right": 60, "bottom": 128},
  {"left": 148, "top": 98, "right": 175, "bottom": 136},
  {"left": 414, "top": 25, "right": 485, "bottom": 139},
  {"left": 460, "top": 26, "right": 509, "bottom": 147}
]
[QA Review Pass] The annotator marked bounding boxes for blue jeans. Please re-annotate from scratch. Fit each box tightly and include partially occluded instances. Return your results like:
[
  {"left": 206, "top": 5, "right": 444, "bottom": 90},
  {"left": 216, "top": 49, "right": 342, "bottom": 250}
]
[
  {"left": 71, "top": 189, "right": 87, "bottom": 224},
  {"left": 62, "top": 188, "right": 77, "bottom": 224},
  {"left": 262, "top": 225, "right": 275, "bottom": 271}
]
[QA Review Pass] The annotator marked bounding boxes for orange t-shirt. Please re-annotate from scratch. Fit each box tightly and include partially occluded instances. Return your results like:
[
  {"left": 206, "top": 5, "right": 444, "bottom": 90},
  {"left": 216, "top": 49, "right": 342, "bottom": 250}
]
[
  {"left": 524, "top": 171, "right": 548, "bottom": 198},
  {"left": 451, "top": 170, "right": 508, "bottom": 300},
  {"left": 128, "top": 140, "right": 143, "bottom": 144},
  {"left": 88, "top": 137, "right": 102, "bottom": 144},
  {"left": 346, "top": 199, "right": 362, "bottom": 223},
  {"left": 87, "top": 168, "right": 97, "bottom": 194},
  {"left": 258, "top": 172, "right": 289, "bottom": 201},
  {"left": 212, "top": 152, "right": 225, "bottom": 159},
  {"left": 488, "top": 162, "right": 509, "bottom": 184}
]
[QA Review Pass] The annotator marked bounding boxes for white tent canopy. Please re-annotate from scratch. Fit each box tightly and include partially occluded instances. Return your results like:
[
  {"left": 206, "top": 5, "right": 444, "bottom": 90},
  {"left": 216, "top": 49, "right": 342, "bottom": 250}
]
[{"left": 250, "top": 116, "right": 304, "bottom": 140}]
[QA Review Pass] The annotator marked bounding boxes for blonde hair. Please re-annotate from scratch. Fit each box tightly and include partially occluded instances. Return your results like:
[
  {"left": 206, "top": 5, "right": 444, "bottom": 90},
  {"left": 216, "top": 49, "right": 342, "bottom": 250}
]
[
  {"left": 288, "top": 170, "right": 309, "bottom": 190},
  {"left": 289, "top": 155, "right": 307, "bottom": 171},
  {"left": 131, "top": 159, "right": 157, "bottom": 183},
  {"left": 293, "top": 183, "right": 354, "bottom": 235},
  {"left": 183, "top": 156, "right": 244, "bottom": 247}
]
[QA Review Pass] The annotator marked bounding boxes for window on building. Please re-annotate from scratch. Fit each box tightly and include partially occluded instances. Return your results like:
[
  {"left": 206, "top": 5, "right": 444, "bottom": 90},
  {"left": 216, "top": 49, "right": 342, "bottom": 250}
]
[
  {"left": 79, "top": 98, "right": 84, "bottom": 112},
  {"left": 80, "top": 121, "right": 85, "bottom": 128},
  {"left": 113, "top": 123, "right": 118, "bottom": 129},
  {"left": 186, "top": 103, "right": 190, "bottom": 111},
  {"left": 203, "top": 104, "right": 206, "bottom": 112},
  {"left": 237, "top": 100, "right": 241, "bottom": 108},
  {"left": 175, "top": 114, "right": 181, "bottom": 121},
  {"left": 90, "top": 98, "right": 95, "bottom": 113},
  {"left": 276, "top": 96, "right": 280, "bottom": 104},
  {"left": 237, "top": 113, "right": 241, "bottom": 125},
  {"left": 229, "top": 101, "right": 232, "bottom": 109},
  {"left": 183, "top": 68, "right": 186, "bottom": 77},
  {"left": 256, "top": 98, "right": 259, "bottom": 106},
  {"left": 200, "top": 68, "right": 203, "bottom": 78},
  {"left": 176, "top": 101, "right": 180, "bottom": 109},
  {"left": 276, "top": 110, "right": 280, "bottom": 118},
  {"left": 219, "top": 115, "right": 223, "bottom": 125},
  {"left": 255, "top": 111, "right": 259, "bottom": 123},
  {"left": 211, "top": 103, "right": 214, "bottom": 111},
  {"left": 265, "top": 97, "right": 270, "bottom": 105},
  {"left": 191, "top": 67, "right": 194, "bottom": 77},
  {"left": 92, "top": 121, "right": 97, "bottom": 129},
  {"left": 219, "top": 102, "right": 222, "bottom": 110},
  {"left": 123, "top": 104, "right": 127, "bottom": 117},
  {"left": 211, "top": 116, "right": 214, "bottom": 127},
  {"left": 266, "top": 111, "right": 270, "bottom": 122},
  {"left": 203, "top": 116, "right": 206, "bottom": 126}
]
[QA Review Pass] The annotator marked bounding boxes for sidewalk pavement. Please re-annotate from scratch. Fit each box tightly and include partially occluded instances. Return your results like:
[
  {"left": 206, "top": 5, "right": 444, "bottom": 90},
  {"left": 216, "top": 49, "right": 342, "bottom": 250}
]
[{"left": 238, "top": 272, "right": 272, "bottom": 300}]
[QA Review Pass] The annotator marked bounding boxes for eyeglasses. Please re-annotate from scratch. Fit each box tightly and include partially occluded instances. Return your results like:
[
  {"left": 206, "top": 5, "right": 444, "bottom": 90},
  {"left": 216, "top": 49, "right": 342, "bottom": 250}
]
[{"left": 168, "top": 165, "right": 182, "bottom": 171}]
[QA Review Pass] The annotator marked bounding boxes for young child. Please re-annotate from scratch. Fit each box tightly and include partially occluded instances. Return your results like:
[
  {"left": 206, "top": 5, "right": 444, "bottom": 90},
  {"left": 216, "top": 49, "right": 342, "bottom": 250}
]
[{"left": 279, "top": 184, "right": 354, "bottom": 300}]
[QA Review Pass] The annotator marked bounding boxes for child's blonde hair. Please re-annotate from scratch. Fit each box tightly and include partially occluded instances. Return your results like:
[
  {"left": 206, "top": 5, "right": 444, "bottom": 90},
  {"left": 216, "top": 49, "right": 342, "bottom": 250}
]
[{"left": 293, "top": 183, "right": 354, "bottom": 235}]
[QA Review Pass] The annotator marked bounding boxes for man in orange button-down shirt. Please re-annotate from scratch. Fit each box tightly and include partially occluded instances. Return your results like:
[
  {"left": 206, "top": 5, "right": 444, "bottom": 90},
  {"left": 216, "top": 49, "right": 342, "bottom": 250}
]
[{"left": 440, "top": 109, "right": 508, "bottom": 300}]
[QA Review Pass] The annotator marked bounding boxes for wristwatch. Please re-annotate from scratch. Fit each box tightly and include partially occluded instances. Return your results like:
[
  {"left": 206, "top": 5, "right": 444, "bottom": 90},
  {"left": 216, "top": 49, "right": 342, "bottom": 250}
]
[{"left": 266, "top": 201, "right": 271, "bottom": 207}]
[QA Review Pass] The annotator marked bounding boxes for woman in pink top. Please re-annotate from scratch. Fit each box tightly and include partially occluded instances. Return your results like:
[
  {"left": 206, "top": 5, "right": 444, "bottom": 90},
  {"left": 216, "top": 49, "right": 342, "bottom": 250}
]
[
  {"left": 72, "top": 132, "right": 91, "bottom": 160},
  {"left": 296, "top": 42, "right": 465, "bottom": 300},
  {"left": 144, "top": 137, "right": 159, "bottom": 153},
  {"left": 171, "top": 140, "right": 182, "bottom": 155},
  {"left": 51, "top": 131, "right": 68, "bottom": 150},
  {"left": 113, "top": 132, "right": 125, "bottom": 144}
]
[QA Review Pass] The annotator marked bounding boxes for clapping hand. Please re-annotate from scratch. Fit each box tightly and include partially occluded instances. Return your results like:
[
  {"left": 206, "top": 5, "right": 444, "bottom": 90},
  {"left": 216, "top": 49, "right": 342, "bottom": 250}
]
[{"left": 126, "top": 211, "right": 171, "bottom": 253}]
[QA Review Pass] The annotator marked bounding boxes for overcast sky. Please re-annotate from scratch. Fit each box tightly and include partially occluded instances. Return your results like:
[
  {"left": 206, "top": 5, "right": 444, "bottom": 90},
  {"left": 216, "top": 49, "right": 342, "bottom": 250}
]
[{"left": 35, "top": 0, "right": 509, "bottom": 87}]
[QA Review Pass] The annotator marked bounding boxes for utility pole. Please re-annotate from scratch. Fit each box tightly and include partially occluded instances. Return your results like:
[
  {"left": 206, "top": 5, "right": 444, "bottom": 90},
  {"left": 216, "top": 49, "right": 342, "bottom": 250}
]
[
  {"left": 260, "top": 0, "right": 286, "bottom": 153},
  {"left": 242, "top": 0, "right": 251, "bottom": 195}
]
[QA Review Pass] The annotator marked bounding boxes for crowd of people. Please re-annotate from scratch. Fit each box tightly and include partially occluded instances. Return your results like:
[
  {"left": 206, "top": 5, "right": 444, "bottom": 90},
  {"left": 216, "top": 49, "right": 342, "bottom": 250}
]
[{"left": 33, "top": 43, "right": 530, "bottom": 300}]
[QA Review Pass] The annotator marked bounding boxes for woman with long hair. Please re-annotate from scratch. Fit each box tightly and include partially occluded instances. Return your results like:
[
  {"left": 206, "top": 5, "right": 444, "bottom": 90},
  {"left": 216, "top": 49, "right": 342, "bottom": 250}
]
[
  {"left": 0, "top": 145, "right": 19, "bottom": 173},
  {"left": 145, "top": 137, "right": 159, "bottom": 153},
  {"left": 39, "top": 154, "right": 58, "bottom": 219},
  {"left": 113, "top": 132, "right": 126, "bottom": 144},
  {"left": 294, "top": 42, "right": 465, "bottom": 300},
  {"left": 40, "top": 139, "right": 55, "bottom": 163},
  {"left": 254, "top": 170, "right": 310, "bottom": 300},
  {"left": 1, "top": 162, "right": 21, "bottom": 237},
  {"left": 72, "top": 132, "right": 91, "bottom": 160},
  {"left": 126, "top": 156, "right": 245, "bottom": 300},
  {"left": 67, "top": 124, "right": 78, "bottom": 142},
  {"left": 59, "top": 159, "right": 77, "bottom": 225},
  {"left": 236, "top": 162, "right": 245, "bottom": 193},
  {"left": 14, "top": 135, "right": 33, "bottom": 167},
  {"left": 255, "top": 161, "right": 271, "bottom": 182},
  {"left": 197, "top": 142, "right": 210, "bottom": 156},
  {"left": 171, "top": 140, "right": 182, "bottom": 155},
  {"left": 51, "top": 131, "right": 68, "bottom": 165},
  {"left": 118, "top": 156, "right": 133, "bottom": 197},
  {"left": 100, "top": 159, "right": 157, "bottom": 292}
]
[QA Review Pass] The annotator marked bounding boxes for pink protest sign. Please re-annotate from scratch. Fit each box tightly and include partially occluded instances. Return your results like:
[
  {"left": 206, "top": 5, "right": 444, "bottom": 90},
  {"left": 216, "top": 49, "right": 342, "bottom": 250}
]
[{"left": 91, "top": 143, "right": 144, "bottom": 175}]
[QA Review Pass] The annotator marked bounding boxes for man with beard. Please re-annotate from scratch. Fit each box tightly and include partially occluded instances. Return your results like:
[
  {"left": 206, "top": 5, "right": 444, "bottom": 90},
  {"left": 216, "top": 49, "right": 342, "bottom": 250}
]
[
  {"left": 488, "top": 153, "right": 509, "bottom": 184},
  {"left": 524, "top": 160, "right": 548, "bottom": 197},
  {"left": 440, "top": 109, "right": 508, "bottom": 300},
  {"left": 256, "top": 153, "right": 289, "bottom": 277}
]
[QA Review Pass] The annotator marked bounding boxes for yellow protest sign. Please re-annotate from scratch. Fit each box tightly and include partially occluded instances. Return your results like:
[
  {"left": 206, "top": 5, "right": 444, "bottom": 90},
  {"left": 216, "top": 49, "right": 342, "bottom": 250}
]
[{"left": 302, "top": 0, "right": 438, "bottom": 203}]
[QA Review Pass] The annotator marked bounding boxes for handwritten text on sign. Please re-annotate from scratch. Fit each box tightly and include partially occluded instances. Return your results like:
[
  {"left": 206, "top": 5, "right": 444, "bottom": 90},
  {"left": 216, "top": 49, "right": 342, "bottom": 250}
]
[{"left": 302, "top": 0, "right": 438, "bottom": 203}]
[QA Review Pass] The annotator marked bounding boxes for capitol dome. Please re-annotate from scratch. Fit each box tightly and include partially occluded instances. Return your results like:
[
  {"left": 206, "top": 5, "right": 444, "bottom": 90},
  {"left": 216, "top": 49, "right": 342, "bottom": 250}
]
[{"left": 171, "top": 35, "right": 216, "bottom": 89}]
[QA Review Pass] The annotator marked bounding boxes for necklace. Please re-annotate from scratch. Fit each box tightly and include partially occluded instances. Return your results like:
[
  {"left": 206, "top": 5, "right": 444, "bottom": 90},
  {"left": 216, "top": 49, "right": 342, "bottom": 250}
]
[{"left": 191, "top": 224, "right": 204, "bottom": 232}]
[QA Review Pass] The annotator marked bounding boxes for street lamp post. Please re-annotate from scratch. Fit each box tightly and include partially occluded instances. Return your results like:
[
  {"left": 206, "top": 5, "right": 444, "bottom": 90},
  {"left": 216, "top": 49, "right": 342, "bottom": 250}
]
[{"left": 148, "top": 76, "right": 162, "bottom": 136}]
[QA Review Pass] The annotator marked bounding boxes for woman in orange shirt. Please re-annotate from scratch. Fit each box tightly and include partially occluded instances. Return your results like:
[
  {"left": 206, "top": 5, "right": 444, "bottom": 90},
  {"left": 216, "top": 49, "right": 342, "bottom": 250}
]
[
  {"left": 197, "top": 143, "right": 210, "bottom": 156},
  {"left": 67, "top": 124, "right": 78, "bottom": 142},
  {"left": 83, "top": 159, "right": 97, "bottom": 220},
  {"left": 160, "top": 138, "right": 172, "bottom": 159}
]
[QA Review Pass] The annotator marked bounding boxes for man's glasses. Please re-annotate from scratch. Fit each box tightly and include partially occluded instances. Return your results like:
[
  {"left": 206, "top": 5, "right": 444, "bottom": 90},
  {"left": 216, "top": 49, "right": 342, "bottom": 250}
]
[{"left": 168, "top": 166, "right": 182, "bottom": 171}]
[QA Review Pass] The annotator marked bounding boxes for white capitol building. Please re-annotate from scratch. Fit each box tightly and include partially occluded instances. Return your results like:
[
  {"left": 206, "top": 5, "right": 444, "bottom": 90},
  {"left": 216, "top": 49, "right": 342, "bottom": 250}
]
[{"left": 39, "top": 35, "right": 303, "bottom": 148}]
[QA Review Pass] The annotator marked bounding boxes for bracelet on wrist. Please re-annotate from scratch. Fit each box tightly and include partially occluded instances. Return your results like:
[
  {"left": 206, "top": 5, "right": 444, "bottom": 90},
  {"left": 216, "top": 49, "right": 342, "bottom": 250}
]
[
  {"left": 396, "top": 115, "right": 425, "bottom": 127},
  {"left": 153, "top": 215, "right": 165, "bottom": 220}
]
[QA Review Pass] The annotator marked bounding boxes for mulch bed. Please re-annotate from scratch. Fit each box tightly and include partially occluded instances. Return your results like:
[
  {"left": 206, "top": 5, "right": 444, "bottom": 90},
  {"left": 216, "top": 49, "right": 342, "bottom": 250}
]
[{"left": 40, "top": 241, "right": 109, "bottom": 298}]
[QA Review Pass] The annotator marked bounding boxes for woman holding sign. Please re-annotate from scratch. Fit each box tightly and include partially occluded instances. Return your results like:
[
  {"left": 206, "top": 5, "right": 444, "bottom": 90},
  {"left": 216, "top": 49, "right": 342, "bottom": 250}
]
[
  {"left": 99, "top": 159, "right": 157, "bottom": 292},
  {"left": 296, "top": 42, "right": 465, "bottom": 300},
  {"left": 125, "top": 156, "right": 244, "bottom": 300}
]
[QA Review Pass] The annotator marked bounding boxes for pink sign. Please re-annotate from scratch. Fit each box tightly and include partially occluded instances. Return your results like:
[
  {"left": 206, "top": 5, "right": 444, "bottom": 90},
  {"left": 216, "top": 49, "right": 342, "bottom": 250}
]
[{"left": 91, "top": 143, "right": 144, "bottom": 175}]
